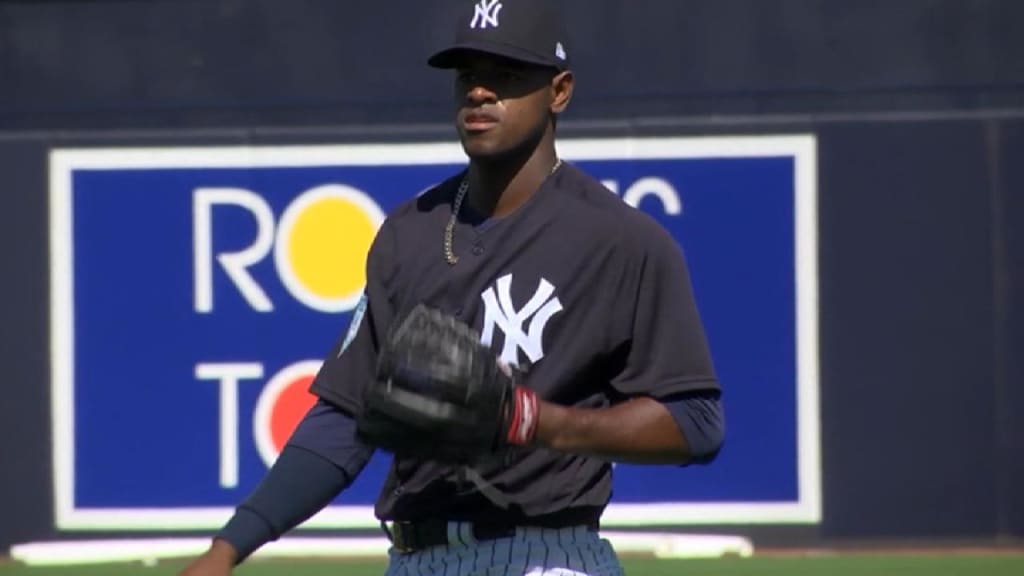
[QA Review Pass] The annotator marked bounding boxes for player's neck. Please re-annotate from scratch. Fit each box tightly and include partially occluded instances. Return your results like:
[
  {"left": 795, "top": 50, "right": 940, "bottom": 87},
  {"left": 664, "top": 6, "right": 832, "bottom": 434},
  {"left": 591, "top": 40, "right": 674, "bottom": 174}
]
[{"left": 467, "top": 135, "right": 558, "bottom": 219}]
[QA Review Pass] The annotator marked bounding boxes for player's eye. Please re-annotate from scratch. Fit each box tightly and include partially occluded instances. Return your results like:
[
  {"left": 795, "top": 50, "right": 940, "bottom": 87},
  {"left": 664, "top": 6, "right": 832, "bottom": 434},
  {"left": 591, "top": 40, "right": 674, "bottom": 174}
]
[{"left": 457, "top": 71, "right": 479, "bottom": 84}]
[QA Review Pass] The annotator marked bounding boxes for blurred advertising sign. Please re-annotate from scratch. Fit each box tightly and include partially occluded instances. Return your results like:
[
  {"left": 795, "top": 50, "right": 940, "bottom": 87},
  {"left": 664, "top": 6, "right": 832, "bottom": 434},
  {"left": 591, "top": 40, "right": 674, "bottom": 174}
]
[{"left": 49, "top": 136, "right": 819, "bottom": 530}]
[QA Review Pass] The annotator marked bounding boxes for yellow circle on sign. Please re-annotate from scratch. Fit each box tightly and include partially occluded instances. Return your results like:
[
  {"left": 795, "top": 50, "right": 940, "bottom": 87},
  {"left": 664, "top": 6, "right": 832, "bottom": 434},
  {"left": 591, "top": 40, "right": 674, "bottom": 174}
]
[
  {"left": 288, "top": 198, "right": 373, "bottom": 297},
  {"left": 275, "top": 184, "right": 385, "bottom": 312}
]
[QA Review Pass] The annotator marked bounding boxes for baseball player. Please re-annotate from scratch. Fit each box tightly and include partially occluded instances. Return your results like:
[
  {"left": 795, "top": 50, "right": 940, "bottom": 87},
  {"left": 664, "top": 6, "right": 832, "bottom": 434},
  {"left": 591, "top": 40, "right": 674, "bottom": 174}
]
[{"left": 179, "top": 1, "right": 724, "bottom": 575}]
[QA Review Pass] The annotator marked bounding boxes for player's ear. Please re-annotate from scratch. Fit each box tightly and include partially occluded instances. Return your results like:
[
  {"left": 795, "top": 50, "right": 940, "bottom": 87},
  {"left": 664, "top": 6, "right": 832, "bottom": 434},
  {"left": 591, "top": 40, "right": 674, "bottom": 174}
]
[{"left": 550, "top": 70, "right": 574, "bottom": 115}]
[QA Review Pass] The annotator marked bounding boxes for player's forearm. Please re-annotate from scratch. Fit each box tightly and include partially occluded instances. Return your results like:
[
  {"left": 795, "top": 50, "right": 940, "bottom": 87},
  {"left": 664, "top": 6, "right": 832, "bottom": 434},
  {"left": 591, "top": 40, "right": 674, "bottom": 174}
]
[
  {"left": 534, "top": 396, "right": 692, "bottom": 464},
  {"left": 216, "top": 444, "right": 359, "bottom": 562}
]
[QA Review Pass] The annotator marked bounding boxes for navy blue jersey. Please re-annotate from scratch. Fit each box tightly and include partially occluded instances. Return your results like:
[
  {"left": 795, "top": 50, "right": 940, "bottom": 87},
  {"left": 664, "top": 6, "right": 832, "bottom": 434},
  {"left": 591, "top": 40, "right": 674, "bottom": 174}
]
[{"left": 310, "top": 162, "right": 719, "bottom": 522}]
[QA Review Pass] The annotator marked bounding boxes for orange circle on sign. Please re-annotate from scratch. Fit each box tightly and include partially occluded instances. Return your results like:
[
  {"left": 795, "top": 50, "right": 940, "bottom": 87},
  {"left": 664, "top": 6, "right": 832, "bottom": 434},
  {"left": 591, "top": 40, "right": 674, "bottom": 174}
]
[
  {"left": 269, "top": 374, "right": 318, "bottom": 454},
  {"left": 253, "top": 360, "right": 322, "bottom": 467}
]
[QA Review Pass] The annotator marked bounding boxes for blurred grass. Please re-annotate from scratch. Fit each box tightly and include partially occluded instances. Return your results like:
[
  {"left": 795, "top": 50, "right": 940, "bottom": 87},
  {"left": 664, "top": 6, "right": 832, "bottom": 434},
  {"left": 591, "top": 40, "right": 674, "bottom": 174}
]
[{"left": 3, "top": 555, "right": 1024, "bottom": 576}]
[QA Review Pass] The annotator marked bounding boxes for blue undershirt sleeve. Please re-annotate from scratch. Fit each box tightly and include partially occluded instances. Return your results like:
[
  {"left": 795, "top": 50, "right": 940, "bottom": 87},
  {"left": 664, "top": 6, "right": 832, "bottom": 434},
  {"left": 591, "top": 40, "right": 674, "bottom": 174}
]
[
  {"left": 661, "top": 391, "right": 725, "bottom": 465},
  {"left": 287, "top": 400, "right": 376, "bottom": 473},
  {"left": 215, "top": 401, "right": 375, "bottom": 563}
]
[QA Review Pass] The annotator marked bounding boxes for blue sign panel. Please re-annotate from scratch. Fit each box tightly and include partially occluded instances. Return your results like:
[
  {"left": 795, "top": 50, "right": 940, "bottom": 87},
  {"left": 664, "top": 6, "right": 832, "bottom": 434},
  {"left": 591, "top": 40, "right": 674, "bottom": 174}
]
[{"left": 49, "top": 136, "right": 819, "bottom": 530}]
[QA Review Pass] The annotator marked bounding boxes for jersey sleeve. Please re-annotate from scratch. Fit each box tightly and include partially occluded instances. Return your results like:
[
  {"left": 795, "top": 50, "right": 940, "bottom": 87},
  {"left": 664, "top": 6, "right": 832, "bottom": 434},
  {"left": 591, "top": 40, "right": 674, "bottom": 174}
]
[
  {"left": 608, "top": 219, "right": 719, "bottom": 398},
  {"left": 308, "top": 218, "right": 397, "bottom": 417}
]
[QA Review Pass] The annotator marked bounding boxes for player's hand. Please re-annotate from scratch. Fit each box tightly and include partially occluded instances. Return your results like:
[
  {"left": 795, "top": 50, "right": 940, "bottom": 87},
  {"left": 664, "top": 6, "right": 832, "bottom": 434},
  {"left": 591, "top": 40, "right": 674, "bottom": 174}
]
[{"left": 176, "top": 539, "right": 238, "bottom": 576}]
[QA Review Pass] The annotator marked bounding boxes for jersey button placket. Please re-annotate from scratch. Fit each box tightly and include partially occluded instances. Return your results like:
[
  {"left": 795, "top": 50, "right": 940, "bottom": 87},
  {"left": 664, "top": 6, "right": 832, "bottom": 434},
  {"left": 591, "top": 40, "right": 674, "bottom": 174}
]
[{"left": 472, "top": 243, "right": 484, "bottom": 256}]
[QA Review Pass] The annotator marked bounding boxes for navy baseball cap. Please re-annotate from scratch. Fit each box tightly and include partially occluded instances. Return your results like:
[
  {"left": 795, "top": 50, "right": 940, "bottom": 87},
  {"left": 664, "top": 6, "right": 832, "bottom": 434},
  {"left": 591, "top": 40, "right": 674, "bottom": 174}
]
[{"left": 428, "top": 0, "right": 571, "bottom": 70}]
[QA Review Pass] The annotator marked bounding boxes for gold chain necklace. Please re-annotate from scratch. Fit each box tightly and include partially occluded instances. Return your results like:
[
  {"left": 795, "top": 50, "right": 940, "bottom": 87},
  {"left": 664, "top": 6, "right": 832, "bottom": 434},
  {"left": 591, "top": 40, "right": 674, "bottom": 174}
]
[{"left": 444, "top": 159, "right": 563, "bottom": 266}]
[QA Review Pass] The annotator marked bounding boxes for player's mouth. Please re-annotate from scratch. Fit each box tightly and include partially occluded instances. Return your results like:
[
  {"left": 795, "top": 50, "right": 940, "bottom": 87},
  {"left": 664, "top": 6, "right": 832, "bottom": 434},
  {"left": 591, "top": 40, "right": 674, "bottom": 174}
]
[{"left": 461, "top": 110, "right": 501, "bottom": 133}]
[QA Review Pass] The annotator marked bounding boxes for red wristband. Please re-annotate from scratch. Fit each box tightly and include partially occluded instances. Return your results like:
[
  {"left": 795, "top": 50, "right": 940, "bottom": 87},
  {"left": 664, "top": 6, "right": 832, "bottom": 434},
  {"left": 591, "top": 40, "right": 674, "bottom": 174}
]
[{"left": 506, "top": 386, "right": 540, "bottom": 446}]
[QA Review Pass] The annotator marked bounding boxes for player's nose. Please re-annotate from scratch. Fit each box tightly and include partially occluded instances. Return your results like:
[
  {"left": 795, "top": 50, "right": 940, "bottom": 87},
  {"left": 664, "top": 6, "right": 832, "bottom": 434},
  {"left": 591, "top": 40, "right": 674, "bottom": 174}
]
[{"left": 464, "top": 84, "right": 498, "bottom": 106}]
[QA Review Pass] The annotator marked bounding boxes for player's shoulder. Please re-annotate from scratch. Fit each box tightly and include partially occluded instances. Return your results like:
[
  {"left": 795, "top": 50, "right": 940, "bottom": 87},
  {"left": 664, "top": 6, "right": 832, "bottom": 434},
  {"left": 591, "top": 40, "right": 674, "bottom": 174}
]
[
  {"left": 365, "top": 171, "right": 463, "bottom": 263},
  {"left": 555, "top": 163, "right": 680, "bottom": 256},
  {"left": 384, "top": 171, "right": 464, "bottom": 223}
]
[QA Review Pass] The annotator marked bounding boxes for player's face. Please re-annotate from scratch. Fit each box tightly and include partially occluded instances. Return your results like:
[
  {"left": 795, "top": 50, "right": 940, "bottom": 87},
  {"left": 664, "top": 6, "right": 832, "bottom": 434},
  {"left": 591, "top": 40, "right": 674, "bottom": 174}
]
[{"left": 453, "top": 55, "right": 569, "bottom": 159}]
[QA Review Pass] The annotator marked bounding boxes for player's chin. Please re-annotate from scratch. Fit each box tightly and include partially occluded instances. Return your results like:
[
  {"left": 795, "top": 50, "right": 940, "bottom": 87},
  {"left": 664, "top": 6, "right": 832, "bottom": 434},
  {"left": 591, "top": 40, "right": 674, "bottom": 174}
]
[{"left": 459, "top": 134, "right": 512, "bottom": 160}]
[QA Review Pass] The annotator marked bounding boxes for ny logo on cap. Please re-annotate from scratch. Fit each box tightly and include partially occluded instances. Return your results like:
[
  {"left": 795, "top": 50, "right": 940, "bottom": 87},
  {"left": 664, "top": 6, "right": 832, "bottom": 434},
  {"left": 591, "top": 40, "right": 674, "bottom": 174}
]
[{"left": 470, "top": 0, "right": 503, "bottom": 29}]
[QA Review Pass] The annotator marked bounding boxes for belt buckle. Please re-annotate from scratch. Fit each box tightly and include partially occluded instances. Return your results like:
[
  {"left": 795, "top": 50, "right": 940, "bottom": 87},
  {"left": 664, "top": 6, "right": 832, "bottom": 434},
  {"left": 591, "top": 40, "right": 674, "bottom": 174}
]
[{"left": 391, "top": 521, "right": 415, "bottom": 554}]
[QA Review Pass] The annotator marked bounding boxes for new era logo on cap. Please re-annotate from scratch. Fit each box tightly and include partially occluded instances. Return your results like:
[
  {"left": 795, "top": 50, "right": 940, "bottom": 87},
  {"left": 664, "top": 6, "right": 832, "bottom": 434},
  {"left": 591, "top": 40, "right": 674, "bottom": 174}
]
[{"left": 470, "top": 0, "right": 503, "bottom": 29}]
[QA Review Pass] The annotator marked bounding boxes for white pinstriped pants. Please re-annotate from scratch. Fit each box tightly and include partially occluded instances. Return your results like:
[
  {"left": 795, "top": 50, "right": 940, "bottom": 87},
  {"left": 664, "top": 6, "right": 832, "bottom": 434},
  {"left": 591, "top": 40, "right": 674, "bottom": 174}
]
[{"left": 384, "top": 524, "right": 625, "bottom": 576}]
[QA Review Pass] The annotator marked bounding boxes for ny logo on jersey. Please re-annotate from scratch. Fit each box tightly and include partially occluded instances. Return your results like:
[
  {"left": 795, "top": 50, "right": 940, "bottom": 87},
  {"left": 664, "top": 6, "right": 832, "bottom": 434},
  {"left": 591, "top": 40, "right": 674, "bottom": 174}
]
[
  {"left": 480, "top": 274, "right": 563, "bottom": 367},
  {"left": 470, "top": 0, "right": 503, "bottom": 29}
]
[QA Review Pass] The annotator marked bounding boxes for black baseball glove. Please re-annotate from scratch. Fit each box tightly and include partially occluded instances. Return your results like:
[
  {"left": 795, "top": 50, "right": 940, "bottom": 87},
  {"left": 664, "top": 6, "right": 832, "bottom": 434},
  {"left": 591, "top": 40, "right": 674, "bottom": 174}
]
[{"left": 355, "top": 304, "right": 540, "bottom": 464}]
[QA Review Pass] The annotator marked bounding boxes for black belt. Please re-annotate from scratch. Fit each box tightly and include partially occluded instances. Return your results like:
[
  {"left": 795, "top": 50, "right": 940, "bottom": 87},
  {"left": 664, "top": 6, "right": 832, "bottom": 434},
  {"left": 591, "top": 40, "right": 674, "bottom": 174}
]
[{"left": 384, "top": 518, "right": 599, "bottom": 554}]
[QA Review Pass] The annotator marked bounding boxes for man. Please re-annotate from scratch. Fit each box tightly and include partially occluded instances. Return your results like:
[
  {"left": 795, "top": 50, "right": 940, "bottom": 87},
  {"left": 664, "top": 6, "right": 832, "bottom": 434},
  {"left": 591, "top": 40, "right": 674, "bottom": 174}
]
[{"left": 180, "top": 1, "right": 724, "bottom": 574}]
